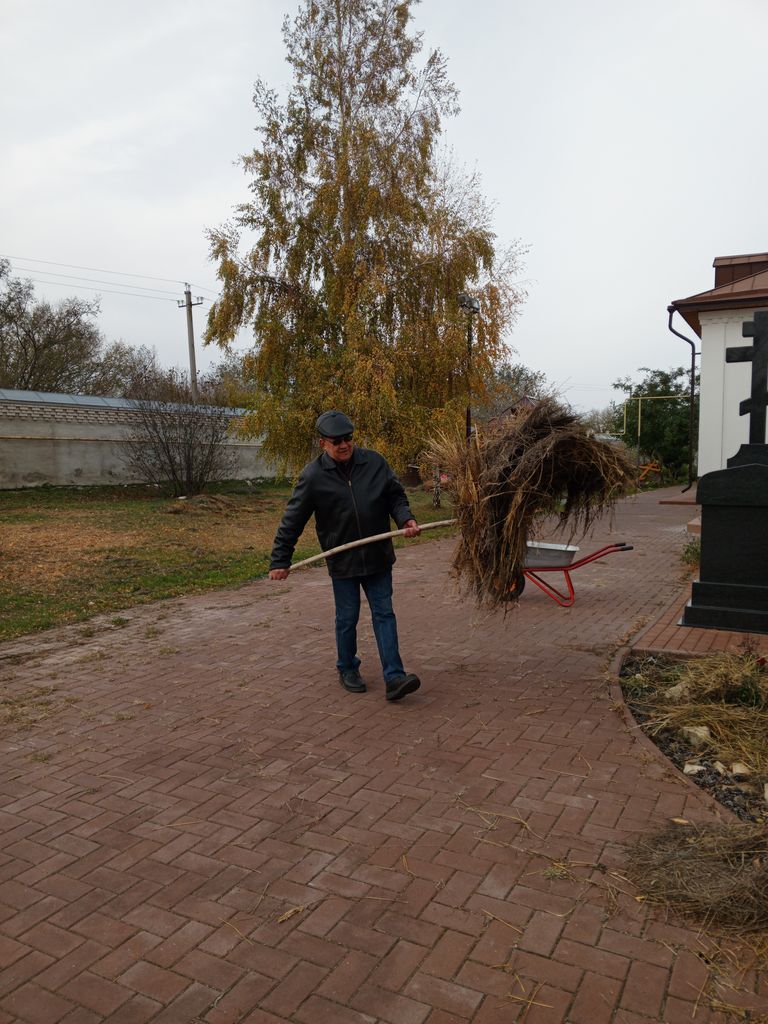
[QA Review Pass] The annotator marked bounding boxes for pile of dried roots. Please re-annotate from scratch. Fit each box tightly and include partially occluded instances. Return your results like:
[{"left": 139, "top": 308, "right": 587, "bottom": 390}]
[
  {"left": 427, "top": 397, "right": 635, "bottom": 608},
  {"left": 626, "top": 822, "right": 768, "bottom": 931}
]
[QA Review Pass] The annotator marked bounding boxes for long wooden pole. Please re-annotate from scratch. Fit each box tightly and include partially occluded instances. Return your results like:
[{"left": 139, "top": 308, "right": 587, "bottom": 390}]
[{"left": 290, "top": 519, "right": 457, "bottom": 571}]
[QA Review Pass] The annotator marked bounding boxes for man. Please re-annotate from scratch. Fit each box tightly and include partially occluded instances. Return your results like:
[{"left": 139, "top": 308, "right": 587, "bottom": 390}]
[{"left": 269, "top": 410, "right": 421, "bottom": 702}]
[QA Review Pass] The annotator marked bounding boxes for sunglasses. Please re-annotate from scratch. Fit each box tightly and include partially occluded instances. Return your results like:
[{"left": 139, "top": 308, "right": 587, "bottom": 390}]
[{"left": 325, "top": 434, "right": 353, "bottom": 445}]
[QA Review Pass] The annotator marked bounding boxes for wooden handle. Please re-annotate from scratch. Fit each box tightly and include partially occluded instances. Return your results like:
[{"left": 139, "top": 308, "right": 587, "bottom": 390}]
[{"left": 289, "top": 519, "right": 457, "bottom": 571}]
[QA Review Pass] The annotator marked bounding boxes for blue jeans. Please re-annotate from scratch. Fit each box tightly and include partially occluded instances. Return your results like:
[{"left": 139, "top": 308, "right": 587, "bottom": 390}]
[{"left": 331, "top": 569, "right": 405, "bottom": 682}]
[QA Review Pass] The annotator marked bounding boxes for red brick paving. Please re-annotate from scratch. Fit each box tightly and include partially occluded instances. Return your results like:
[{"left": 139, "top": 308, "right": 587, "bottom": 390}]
[
  {"left": 634, "top": 586, "right": 768, "bottom": 656},
  {"left": 1, "top": 487, "right": 767, "bottom": 1022}
]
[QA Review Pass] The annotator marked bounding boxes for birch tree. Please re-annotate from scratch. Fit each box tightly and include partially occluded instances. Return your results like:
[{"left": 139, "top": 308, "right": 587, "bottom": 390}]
[{"left": 205, "top": 0, "right": 526, "bottom": 472}]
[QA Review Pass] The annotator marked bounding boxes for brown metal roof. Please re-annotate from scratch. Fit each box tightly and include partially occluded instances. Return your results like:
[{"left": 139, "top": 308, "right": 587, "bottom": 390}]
[
  {"left": 713, "top": 252, "right": 768, "bottom": 267},
  {"left": 670, "top": 262, "right": 768, "bottom": 336},
  {"left": 713, "top": 252, "right": 768, "bottom": 289}
]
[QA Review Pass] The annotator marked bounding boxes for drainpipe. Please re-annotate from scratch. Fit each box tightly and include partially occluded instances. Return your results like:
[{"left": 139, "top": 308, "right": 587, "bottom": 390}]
[{"left": 666, "top": 305, "right": 698, "bottom": 491}]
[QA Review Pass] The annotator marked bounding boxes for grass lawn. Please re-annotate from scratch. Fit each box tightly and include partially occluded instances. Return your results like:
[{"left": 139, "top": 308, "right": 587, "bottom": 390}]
[{"left": 0, "top": 480, "right": 456, "bottom": 642}]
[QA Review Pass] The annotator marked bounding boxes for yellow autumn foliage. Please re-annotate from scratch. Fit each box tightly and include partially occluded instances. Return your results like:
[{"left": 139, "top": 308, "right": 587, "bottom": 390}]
[{"left": 205, "top": 0, "right": 527, "bottom": 475}]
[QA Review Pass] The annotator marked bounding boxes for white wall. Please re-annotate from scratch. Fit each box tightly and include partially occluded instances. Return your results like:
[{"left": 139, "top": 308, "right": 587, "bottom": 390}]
[
  {"left": 0, "top": 393, "right": 276, "bottom": 488},
  {"left": 697, "top": 309, "right": 760, "bottom": 476}
]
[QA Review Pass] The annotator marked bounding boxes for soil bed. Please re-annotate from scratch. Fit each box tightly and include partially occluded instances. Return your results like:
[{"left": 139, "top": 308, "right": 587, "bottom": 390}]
[{"left": 621, "top": 653, "right": 768, "bottom": 824}]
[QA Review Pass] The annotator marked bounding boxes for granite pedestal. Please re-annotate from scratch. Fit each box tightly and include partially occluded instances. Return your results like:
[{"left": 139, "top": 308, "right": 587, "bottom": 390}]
[{"left": 682, "top": 445, "right": 768, "bottom": 633}]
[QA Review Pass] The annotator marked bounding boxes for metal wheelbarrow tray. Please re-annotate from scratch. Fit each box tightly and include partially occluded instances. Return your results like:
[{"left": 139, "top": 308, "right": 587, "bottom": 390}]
[{"left": 520, "top": 541, "right": 633, "bottom": 607}]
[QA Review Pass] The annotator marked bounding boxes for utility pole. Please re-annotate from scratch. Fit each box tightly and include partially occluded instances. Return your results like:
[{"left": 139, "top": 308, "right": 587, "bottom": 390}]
[
  {"left": 178, "top": 284, "right": 203, "bottom": 401},
  {"left": 458, "top": 292, "right": 481, "bottom": 440}
]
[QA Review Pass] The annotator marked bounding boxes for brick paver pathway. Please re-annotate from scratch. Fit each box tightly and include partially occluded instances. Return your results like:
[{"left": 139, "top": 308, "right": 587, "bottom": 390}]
[{"left": 1, "top": 488, "right": 766, "bottom": 1023}]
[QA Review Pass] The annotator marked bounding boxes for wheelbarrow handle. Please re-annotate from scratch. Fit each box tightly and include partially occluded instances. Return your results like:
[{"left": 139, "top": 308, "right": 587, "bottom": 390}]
[{"left": 290, "top": 519, "right": 458, "bottom": 571}]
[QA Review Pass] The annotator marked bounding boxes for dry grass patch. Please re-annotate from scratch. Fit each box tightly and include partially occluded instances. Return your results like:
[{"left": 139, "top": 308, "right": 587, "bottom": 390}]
[
  {"left": 626, "top": 651, "right": 768, "bottom": 778},
  {"left": 0, "top": 481, "right": 453, "bottom": 640},
  {"left": 4, "top": 516, "right": 148, "bottom": 586},
  {"left": 0, "top": 685, "right": 62, "bottom": 730},
  {"left": 3, "top": 491, "right": 284, "bottom": 584},
  {"left": 627, "top": 821, "right": 768, "bottom": 932},
  {"left": 0, "top": 484, "right": 293, "bottom": 638},
  {"left": 647, "top": 702, "right": 768, "bottom": 775}
]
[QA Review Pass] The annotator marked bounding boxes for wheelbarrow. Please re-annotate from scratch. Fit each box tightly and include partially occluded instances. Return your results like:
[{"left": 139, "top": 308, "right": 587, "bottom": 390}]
[
  {"left": 290, "top": 522, "right": 632, "bottom": 609},
  {"left": 511, "top": 540, "right": 634, "bottom": 607}
]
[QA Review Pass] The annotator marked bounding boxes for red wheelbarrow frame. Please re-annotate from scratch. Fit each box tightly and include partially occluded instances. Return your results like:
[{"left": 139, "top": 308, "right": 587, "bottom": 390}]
[{"left": 523, "top": 542, "right": 633, "bottom": 607}]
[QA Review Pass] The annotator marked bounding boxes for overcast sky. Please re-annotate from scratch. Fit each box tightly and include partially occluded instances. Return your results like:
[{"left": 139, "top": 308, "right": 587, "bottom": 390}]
[{"left": 3, "top": 0, "right": 768, "bottom": 412}]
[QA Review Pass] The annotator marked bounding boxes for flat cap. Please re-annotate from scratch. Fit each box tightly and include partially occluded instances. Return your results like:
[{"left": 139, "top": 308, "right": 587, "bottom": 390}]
[{"left": 315, "top": 410, "right": 354, "bottom": 438}]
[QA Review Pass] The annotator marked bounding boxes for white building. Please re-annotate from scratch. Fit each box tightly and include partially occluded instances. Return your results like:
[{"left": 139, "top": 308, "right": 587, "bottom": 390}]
[{"left": 671, "top": 252, "right": 768, "bottom": 477}]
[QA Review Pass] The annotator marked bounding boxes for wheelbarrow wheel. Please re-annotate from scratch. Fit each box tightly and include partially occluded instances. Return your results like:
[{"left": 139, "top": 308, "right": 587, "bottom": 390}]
[
  {"left": 506, "top": 570, "right": 526, "bottom": 600},
  {"left": 492, "top": 570, "right": 526, "bottom": 602}
]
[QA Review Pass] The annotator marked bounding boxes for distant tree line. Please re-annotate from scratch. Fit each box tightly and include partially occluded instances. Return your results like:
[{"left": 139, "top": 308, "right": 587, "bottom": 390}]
[
  {"left": 0, "top": 259, "right": 159, "bottom": 396},
  {"left": 582, "top": 366, "right": 699, "bottom": 479},
  {"left": 0, "top": 259, "right": 251, "bottom": 404}
]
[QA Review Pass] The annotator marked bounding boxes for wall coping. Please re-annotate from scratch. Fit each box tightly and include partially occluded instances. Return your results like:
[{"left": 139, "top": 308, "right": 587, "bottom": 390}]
[{"left": 0, "top": 387, "right": 246, "bottom": 415}]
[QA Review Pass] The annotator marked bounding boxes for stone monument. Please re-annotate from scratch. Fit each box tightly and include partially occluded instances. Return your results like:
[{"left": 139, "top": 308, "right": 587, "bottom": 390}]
[{"left": 682, "top": 310, "right": 768, "bottom": 633}]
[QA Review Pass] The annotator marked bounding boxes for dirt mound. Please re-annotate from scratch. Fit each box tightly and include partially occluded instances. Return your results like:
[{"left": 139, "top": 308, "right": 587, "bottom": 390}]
[{"left": 164, "top": 494, "right": 250, "bottom": 516}]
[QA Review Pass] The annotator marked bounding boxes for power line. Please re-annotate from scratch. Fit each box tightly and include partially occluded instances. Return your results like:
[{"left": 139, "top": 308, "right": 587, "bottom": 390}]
[
  {"left": 0, "top": 252, "right": 187, "bottom": 285},
  {"left": 23, "top": 277, "right": 181, "bottom": 303},
  {"left": 188, "top": 282, "right": 220, "bottom": 297},
  {"left": 3, "top": 257, "right": 215, "bottom": 389},
  {"left": 10, "top": 265, "right": 183, "bottom": 297},
  {"left": 0, "top": 252, "right": 219, "bottom": 295}
]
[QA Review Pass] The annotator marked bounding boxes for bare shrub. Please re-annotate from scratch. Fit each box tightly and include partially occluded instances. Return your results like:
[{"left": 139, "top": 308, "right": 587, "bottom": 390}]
[{"left": 121, "top": 368, "right": 237, "bottom": 496}]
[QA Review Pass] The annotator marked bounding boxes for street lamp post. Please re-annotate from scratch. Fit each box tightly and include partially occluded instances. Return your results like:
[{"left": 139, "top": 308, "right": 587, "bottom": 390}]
[{"left": 458, "top": 292, "right": 480, "bottom": 440}]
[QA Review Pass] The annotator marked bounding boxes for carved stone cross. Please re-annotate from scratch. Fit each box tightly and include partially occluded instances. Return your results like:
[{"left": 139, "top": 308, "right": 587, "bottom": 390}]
[{"left": 726, "top": 310, "right": 768, "bottom": 444}]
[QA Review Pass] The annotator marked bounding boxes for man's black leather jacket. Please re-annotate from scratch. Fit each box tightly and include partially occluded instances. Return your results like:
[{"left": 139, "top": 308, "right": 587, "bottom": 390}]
[{"left": 270, "top": 447, "right": 415, "bottom": 578}]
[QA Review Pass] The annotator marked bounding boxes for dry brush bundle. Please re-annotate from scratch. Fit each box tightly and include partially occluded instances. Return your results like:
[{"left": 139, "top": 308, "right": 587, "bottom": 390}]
[
  {"left": 427, "top": 397, "right": 635, "bottom": 608},
  {"left": 626, "top": 822, "right": 768, "bottom": 931}
]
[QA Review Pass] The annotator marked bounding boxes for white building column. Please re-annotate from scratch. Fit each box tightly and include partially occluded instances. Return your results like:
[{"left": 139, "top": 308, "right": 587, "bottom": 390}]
[{"left": 697, "top": 310, "right": 756, "bottom": 475}]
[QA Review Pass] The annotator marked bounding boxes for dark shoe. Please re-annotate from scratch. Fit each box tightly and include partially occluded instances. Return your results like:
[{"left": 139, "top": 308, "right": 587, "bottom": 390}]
[
  {"left": 385, "top": 673, "right": 420, "bottom": 702},
  {"left": 339, "top": 669, "right": 366, "bottom": 693}
]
